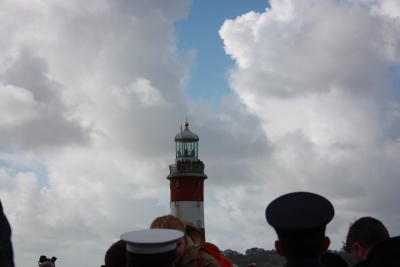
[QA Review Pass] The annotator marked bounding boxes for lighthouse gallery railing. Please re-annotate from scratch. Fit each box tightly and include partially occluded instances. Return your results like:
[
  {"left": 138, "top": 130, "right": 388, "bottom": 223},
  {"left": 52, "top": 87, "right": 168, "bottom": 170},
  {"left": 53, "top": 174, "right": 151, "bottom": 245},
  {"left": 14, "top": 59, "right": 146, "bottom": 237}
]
[{"left": 169, "top": 164, "right": 205, "bottom": 174}]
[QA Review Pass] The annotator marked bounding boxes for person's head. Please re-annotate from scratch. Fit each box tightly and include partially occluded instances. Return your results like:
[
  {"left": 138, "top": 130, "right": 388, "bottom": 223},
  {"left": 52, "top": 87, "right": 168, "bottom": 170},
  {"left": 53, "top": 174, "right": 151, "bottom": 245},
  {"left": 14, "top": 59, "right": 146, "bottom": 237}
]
[
  {"left": 40, "top": 262, "right": 55, "bottom": 267},
  {"left": 150, "top": 215, "right": 186, "bottom": 262},
  {"left": 104, "top": 240, "right": 126, "bottom": 267},
  {"left": 342, "top": 217, "right": 390, "bottom": 262},
  {"left": 266, "top": 192, "right": 334, "bottom": 261},
  {"left": 38, "top": 256, "right": 56, "bottom": 267}
]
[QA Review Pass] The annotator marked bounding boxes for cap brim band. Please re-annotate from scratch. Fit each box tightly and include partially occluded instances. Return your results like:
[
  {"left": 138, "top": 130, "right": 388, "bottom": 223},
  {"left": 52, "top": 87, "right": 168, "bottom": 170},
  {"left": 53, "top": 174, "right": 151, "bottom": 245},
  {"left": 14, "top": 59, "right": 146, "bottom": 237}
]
[
  {"left": 126, "top": 249, "right": 176, "bottom": 265},
  {"left": 275, "top": 226, "right": 326, "bottom": 240}
]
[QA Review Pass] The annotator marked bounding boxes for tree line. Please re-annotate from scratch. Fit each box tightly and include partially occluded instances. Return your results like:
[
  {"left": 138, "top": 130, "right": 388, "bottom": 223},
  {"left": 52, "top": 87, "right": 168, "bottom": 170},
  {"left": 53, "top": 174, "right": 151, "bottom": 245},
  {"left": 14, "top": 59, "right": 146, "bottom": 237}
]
[{"left": 221, "top": 247, "right": 356, "bottom": 267}]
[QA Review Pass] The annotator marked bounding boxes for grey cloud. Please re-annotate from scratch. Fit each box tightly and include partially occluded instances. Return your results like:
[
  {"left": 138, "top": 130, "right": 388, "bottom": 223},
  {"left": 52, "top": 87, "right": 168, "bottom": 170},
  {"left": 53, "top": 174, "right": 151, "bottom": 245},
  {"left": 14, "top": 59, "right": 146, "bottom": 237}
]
[
  {"left": 0, "top": 49, "right": 89, "bottom": 149},
  {"left": 4, "top": 49, "right": 60, "bottom": 103},
  {"left": 0, "top": 1, "right": 201, "bottom": 267},
  {"left": 185, "top": 96, "right": 272, "bottom": 186},
  {"left": 2, "top": 0, "right": 400, "bottom": 266},
  {"left": 49, "top": 0, "right": 194, "bottom": 100},
  {"left": 1, "top": 169, "right": 170, "bottom": 267},
  {"left": 195, "top": 95, "right": 271, "bottom": 161},
  {"left": 209, "top": 0, "right": 400, "bottom": 253}
]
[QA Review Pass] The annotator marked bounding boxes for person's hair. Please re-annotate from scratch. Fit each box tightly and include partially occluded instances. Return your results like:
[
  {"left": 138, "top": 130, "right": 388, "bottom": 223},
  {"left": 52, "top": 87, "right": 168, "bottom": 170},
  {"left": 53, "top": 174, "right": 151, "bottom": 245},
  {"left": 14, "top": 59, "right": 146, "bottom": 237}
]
[
  {"left": 279, "top": 234, "right": 325, "bottom": 260},
  {"left": 105, "top": 240, "right": 126, "bottom": 267},
  {"left": 149, "top": 215, "right": 186, "bottom": 266},
  {"left": 342, "top": 217, "right": 390, "bottom": 254},
  {"left": 150, "top": 215, "right": 185, "bottom": 233}
]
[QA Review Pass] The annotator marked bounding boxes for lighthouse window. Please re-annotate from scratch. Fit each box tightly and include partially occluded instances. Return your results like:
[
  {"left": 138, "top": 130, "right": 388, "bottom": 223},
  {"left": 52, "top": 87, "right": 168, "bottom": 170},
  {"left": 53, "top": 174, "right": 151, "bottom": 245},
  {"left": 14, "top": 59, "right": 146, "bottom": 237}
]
[{"left": 176, "top": 141, "right": 198, "bottom": 158}]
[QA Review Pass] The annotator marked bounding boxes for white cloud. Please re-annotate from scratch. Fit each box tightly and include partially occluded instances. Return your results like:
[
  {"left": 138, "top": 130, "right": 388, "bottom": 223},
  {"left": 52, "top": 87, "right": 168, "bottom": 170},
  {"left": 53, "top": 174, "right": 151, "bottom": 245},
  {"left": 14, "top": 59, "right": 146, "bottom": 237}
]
[
  {"left": 0, "top": 0, "right": 270, "bottom": 266},
  {"left": 0, "top": 0, "right": 400, "bottom": 266},
  {"left": 220, "top": 0, "right": 400, "bottom": 98},
  {"left": 218, "top": 0, "right": 400, "bottom": 251},
  {"left": 0, "top": 1, "right": 195, "bottom": 266},
  {"left": 0, "top": 84, "right": 40, "bottom": 126},
  {"left": 115, "top": 77, "right": 172, "bottom": 108}
]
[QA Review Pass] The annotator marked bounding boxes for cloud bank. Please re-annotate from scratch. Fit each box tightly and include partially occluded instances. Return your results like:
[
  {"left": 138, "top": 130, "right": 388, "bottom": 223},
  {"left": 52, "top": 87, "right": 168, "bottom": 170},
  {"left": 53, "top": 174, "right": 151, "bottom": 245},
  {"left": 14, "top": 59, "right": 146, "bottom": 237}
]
[
  {"left": 218, "top": 0, "right": 400, "bottom": 249},
  {"left": 0, "top": 0, "right": 399, "bottom": 266}
]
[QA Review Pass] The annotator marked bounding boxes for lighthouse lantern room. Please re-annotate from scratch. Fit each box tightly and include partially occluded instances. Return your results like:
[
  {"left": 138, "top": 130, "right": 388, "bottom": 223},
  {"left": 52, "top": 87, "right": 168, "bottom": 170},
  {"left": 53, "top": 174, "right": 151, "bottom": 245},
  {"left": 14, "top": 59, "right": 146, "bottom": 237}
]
[{"left": 167, "top": 120, "right": 207, "bottom": 235}]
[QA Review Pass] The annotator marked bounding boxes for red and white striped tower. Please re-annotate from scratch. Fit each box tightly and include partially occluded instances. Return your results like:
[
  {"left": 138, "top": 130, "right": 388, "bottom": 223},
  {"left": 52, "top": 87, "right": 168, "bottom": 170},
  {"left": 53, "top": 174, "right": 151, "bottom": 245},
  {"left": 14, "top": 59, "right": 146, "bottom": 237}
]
[{"left": 167, "top": 120, "right": 207, "bottom": 235}]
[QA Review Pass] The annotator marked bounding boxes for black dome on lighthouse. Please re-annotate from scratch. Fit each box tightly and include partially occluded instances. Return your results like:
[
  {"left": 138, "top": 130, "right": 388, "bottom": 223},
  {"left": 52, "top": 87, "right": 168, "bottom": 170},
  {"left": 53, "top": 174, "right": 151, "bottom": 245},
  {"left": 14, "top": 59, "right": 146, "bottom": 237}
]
[{"left": 174, "top": 121, "right": 199, "bottom": 141}]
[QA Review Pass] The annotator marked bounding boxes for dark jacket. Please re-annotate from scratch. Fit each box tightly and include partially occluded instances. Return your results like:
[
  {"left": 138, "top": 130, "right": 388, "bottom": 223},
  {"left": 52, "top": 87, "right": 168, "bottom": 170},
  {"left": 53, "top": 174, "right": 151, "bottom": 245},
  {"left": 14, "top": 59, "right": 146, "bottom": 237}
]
[
  {"left": 354, "top": 236, "right": 400, "bottom": 267},
  {"left": 0, "top": 200, "right": 14, "bottom": 267},
  {"left": 321, "top": 252, "right": 348, "bottom": 267},
  {"left": 284, "top": 258, "right": 326, "bottom": 267}
]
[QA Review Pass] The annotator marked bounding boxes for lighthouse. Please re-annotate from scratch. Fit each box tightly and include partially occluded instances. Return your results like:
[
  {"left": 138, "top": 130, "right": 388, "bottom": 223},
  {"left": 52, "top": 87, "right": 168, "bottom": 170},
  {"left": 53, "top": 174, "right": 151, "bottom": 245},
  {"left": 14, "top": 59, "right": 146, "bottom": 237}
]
[{"left": 167, "top": 120, "right": 207, "bottom": 235}]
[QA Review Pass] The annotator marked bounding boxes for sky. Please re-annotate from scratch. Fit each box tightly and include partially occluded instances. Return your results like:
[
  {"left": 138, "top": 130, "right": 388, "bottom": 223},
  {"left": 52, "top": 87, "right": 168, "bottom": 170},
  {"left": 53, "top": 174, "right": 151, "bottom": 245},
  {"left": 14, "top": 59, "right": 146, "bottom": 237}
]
[
  {"left": 174, "top": 0, "right": 268, "bottom": 101},
  {"left": 0, "top": 0, "right": 399, "bottom": 266}
]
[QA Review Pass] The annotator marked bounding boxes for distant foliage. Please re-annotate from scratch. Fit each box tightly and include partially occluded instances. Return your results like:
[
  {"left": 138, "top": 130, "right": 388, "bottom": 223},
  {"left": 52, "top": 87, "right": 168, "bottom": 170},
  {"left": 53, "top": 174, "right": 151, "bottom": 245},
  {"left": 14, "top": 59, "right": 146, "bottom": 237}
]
[
  {"left": 221, "top": 247, "right": 355, "bottom": 267},
  {"left": 222, "top": 249, "right": 242, "bottom": 257},
  {"left": 221, "top": 247, "right": 285, "bottom": 267},
  {"left": 245, "top": 248, "right": 266, "bottom": 255}
]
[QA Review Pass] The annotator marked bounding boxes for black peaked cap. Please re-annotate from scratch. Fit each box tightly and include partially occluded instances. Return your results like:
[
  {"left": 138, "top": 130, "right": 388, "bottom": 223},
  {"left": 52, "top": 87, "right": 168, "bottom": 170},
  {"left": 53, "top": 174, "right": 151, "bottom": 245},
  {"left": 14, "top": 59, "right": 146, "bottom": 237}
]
[{"left": 266, "top": 192, "right": 334, "bottom": 240}]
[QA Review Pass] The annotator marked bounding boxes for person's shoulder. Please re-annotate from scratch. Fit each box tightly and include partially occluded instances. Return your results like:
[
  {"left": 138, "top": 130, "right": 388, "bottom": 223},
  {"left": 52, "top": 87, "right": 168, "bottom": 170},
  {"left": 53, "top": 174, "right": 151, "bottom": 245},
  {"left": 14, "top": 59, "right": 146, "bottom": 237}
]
[
  {"left": 365, "top": 237, "right": 400, "bottom": 267},
  {"left": 321, "top": 252, "right": 347, "bottom": 267},
  {"left": 180, "top": 246, "right": 201, "bottom": 267},
  {"left": 367, "top": 236, "right": 400, "bottom": 260},
  {"left": 284, "top": 258, "right": 326, "bottom": 267},
  {"left": 200, "top": 250, "right": 221, "bottom": 267}
]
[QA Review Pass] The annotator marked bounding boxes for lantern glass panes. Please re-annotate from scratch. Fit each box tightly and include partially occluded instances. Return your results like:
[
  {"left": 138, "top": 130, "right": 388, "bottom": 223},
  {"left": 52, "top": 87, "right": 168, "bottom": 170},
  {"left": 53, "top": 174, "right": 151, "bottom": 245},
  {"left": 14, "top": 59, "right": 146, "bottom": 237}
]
[{"left": 176, "top": 141, "right": 198, "bottom": 158}]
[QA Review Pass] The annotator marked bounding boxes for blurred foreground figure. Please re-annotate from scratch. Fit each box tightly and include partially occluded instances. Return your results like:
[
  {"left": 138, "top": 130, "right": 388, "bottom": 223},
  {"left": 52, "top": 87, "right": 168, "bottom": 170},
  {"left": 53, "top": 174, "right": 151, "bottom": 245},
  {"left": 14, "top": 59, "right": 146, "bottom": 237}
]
[
  {"left": 150, "top": 215, "right": 222, "bottom": 267},
  {"left": 343, "top": 217, "right": 400, "bottom": 267},
  {"left": 266, "top": 192, "right": 334, "bottom": 267},
  {"left": 0, "top": 200, "right": 14, "bottom": 267},
  {"left": 121, "top": 229, "right": 184, "bottom": 267},
  {"left": 104, "top": 240, "right": 126, "bottom": 267},
  {"left": 320, "top": 252, "right": 347, "bottom": 267}
]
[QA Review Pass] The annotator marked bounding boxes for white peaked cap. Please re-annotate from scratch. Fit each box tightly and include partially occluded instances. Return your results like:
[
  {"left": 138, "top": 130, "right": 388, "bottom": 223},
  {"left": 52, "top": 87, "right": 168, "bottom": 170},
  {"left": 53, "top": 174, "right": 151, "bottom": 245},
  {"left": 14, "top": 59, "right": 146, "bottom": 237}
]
[{"left": 121, "top": 229, "right": 184, "bottom": 254}]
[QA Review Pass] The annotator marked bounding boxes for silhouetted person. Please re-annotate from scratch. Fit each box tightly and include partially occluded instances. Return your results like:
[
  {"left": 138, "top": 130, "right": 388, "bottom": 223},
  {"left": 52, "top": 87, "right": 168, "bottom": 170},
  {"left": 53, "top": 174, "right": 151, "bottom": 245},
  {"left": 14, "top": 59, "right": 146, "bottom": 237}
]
[
  {"left": 342, "top": 217, "right": 400, "bottom": 266},
  {"left": 0, "top": 200, "right": 14, "bottom": 267},
  {"left": 40, "top": 262, "right": 55, "bottom": 267},
  {"left": 321, "top": 252, "right": 348, "bottom": 267},
  {"left": 266, "top": 192, "right": 334, "bottom": 267}
]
